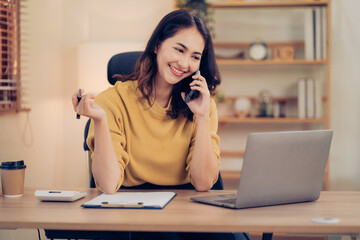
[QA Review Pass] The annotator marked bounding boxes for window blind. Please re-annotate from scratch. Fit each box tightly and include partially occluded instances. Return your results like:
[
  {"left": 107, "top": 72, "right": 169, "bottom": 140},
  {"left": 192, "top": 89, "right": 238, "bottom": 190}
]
[{"left": 0, "top": 0, "right": 23, "bottom": 113}]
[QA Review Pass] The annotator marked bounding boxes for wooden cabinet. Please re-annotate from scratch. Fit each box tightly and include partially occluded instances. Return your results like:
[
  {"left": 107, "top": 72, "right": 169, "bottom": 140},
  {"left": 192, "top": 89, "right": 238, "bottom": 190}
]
[{"left": 208, "top": 0, "right": 331, "bottom": 190}]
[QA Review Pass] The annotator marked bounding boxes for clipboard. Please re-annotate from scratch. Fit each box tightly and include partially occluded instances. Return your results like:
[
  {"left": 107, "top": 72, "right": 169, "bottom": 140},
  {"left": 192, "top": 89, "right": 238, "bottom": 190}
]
[{"left": 81, "top": 192, "right": 176, "bottom": 209}]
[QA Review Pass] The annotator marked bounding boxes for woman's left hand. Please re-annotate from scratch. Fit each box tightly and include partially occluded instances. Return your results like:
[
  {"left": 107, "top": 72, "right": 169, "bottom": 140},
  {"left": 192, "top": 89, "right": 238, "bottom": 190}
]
[{"left": 181, "top": 71, "right": 211, "bottom": 119}]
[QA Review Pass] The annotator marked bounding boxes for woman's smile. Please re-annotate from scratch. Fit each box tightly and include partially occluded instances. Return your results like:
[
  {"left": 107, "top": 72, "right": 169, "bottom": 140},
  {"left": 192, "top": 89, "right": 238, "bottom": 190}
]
[{"left": 169, "top": 64, "right": 187, "bottom": 77}]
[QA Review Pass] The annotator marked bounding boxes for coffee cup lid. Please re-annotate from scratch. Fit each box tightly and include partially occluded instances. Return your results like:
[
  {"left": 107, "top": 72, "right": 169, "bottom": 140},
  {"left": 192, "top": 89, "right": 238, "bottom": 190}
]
[{"left": 0, "top": 160, "right": 26, "bottom": 170}]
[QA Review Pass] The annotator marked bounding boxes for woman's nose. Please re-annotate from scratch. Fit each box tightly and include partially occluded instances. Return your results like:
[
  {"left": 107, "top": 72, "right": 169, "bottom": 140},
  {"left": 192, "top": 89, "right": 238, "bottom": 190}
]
[{"left": 177, "top": 55, "right": 190, "bottom": 70}]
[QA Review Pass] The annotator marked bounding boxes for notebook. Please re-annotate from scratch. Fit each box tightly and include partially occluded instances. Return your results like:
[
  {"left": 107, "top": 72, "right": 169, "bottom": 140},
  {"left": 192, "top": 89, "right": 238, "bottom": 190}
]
[
  {"left": 191, "top": 130, "right": 333, "bottom": 209},
  {"left": 82, "top": 192, "right": 176, "bottom": 209}
]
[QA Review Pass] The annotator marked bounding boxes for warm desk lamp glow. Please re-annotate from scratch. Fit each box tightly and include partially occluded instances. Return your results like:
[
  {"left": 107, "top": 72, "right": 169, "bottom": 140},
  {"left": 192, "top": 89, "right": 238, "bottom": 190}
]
[{"left": 77, "top": 42, "right": 144, "bottom": 93}]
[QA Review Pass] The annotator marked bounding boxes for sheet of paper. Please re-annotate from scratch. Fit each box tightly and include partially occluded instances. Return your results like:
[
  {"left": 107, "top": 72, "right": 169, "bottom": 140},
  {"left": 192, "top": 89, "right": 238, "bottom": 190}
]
[{"left": 82, "top": 192, "right": 176, "bottom": 209}]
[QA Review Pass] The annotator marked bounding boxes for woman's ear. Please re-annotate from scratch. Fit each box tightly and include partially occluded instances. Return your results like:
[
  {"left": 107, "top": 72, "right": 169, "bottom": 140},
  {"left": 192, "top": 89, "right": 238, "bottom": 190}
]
[{"left": 154, "top": 46, "right": 158, "bottom": 54}]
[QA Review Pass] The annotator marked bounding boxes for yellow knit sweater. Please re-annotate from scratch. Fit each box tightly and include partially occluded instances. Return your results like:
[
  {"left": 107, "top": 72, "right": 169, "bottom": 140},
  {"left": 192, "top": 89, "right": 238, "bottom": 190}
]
[{"left": 87, "top": 80, "right": 220, "bottom": 190}]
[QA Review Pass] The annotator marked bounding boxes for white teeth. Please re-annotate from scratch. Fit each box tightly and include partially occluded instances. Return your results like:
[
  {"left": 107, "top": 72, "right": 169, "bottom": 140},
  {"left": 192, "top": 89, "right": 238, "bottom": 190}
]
[{"left": 170, "top": 65, "right": 184, "bottom": 74}]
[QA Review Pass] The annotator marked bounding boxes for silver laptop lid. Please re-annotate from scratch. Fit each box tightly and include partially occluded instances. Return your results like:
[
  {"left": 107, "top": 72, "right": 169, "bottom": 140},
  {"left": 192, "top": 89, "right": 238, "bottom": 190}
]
[{"left": 236, "top": 130, "right": 333, "bottom": 209}]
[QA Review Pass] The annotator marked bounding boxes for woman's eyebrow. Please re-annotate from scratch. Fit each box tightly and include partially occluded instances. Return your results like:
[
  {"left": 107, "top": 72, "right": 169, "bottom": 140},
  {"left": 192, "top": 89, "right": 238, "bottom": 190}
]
[{"left": 176, "top": 43, "right": 202, "bottom": 56}]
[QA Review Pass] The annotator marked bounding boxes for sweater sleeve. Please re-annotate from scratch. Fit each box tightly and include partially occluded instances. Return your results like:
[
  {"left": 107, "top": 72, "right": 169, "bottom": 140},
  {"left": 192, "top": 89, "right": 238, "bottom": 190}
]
[
  {"left": 185, "top": 98, "right": 221, "bottom": 183},
  {"left": 86, "top": 91, "right": 129, "bottom": 192}
]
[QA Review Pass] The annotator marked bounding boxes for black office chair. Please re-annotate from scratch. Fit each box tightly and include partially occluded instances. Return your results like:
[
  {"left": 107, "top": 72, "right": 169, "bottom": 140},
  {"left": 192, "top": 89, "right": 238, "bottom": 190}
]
[{"left": 45, "top": 51, "right": 226, "bottom": 240}]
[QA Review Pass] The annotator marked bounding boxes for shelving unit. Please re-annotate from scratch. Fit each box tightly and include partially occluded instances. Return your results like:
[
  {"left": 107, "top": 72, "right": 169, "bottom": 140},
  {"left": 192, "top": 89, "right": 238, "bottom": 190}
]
[
  {"left": 219, "top": 116, "right": 327, "bottom": 123},
  {"left": 210, "top": 0, "right": 329, "bottom": 8},
  {"left": 208, "top": 0, "right": 331, "bottom": 190},
  {"left": 216, "top": 59, "right": 327, "bottom": 65}
]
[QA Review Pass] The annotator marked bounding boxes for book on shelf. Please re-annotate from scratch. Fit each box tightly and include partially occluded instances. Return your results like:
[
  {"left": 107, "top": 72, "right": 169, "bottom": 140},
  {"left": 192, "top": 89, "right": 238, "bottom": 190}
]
[
  {"left": 297, "top": 78, "right": 322, "bottom": 119},
  {"left": 304, "top": 8, "right": 314, "bottom": 60},
  {"left": 315, "top": 7, "right": 322, "bottom": 60},
  {"left": 314, "top": 79, "right": 322, "bottom": 118},
  {"left": 321, "top": 7, "right": 328, "bottom": 59},
  {"left": 304, "top": 7, "right": 327, "bottom": 60},
  {"left": 297, "top": 78, "right": 306, "bottom": 118},
  {"left": 306, "top": 78, "right": 315, "bottom": 118}
]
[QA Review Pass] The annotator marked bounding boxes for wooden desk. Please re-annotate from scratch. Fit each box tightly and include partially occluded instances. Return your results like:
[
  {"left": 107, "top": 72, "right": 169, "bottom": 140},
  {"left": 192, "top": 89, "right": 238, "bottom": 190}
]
[{"left": 0, "top": 188, "right": 360, "bottom": 235}]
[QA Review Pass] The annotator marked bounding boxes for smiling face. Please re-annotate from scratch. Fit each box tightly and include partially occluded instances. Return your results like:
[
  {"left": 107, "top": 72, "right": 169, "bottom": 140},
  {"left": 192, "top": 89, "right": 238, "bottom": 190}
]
[{"left": 154, "top": 26, "right": 205, "bottom": 88}]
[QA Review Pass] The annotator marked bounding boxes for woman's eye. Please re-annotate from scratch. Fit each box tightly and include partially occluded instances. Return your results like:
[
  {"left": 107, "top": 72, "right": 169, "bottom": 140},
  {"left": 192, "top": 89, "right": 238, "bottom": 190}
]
[
  {"left": 192, "top": 56, "right": 200, "bottom": 61},
  {"left": 175, "top": 47, "right": 184, "bottom": 53}
]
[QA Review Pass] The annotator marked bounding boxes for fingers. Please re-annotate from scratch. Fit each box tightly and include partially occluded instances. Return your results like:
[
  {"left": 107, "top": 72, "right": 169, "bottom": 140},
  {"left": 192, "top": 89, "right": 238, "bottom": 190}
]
[
  {"left": 190, "top": 73, "right": 210, "bottom": 96},
  {"left": 190, "top": 85, "right": 210, "bottom": 97},
  {"left": 72, "top": 93, "right": 78, "bottom": 109},
  {"left": 81, "top": 93, "right": 96, "bottom": 113},
  {"left": 181, "top": 92, "right": 186, "bottom": 101},
  {"left": 72, "top": 89, "right": 96, "bottom": 115},
  {"left": 82, "top": 92, "right": 96, "bottom": 102},
  {"left": 191, "top": 72, "right": 207, "bottom": 87}
]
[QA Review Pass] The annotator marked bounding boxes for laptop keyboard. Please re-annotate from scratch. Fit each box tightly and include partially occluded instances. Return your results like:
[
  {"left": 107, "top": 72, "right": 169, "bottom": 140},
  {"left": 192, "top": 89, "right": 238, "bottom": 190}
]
[{"left": 216, "top": 198, "right": 236, "bottom": 205}]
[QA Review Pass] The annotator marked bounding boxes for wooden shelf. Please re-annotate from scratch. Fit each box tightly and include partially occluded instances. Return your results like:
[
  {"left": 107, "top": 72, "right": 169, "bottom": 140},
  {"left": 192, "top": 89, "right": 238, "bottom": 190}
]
[
  {"left": 0, "top": 108, "right": 31, "bottom": 114},
  {"left": 214, "top": 41, "right": 304, "bottom": 48},
  {"left": 213, "top": 41, "right": 326, "bottom": 66},
  {"left": 210, "top": 0, "right": 329, "bottom": 8},
  {"left": 220, "top": 170, "right": 241, "bottom": 190},
  {"left": 216, "top": 59, "right": 327, "bottom": 66},
  {"left": 221, "top": 170, "right": 241, "bottom": 178},
  {"left": 219, "top": 117, "right": 327, "bottom": 124},
  {"left": 220, "top": 150, "right": 244, "bottom": 158},
  {"left": 225, "top": 96, "right": 327, "bottom": 102}
]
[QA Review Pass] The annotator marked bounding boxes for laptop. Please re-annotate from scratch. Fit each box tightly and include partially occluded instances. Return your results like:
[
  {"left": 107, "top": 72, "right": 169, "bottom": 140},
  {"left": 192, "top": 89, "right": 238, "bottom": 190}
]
[{"left": 191, "top": 130, "right": 333, "bottom": 209}]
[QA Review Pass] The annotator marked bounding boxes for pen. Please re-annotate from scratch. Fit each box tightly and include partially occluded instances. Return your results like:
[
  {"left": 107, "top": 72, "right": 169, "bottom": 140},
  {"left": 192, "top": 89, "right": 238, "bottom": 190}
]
[
  {"left": 76, "top": 89, "right": 82, "bottom": 119},
  {"left": 101, "top": 201, "right": 144, "bottom": 208}
]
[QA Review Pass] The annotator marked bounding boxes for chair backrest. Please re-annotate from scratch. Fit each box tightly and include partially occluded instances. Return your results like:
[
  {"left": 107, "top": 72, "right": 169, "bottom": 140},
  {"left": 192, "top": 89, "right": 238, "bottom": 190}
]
[
  {"left": 84, "top": 119, "right": 95, "bottom": 188},
  {"left": 84, "top": 51, "right": 223, "bottom": 190},
  {"left": 107, "top": 51, "right": 143, "bottom": 85}
]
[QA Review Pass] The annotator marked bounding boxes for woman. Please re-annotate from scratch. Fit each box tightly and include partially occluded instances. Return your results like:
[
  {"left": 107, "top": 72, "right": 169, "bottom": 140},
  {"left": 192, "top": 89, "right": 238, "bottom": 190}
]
[
  {"left": 73, "top": 9, "right": 220, "bottom": 193},
  {"left": 73, "top": 9, "right": 249, "bottom": 240}
]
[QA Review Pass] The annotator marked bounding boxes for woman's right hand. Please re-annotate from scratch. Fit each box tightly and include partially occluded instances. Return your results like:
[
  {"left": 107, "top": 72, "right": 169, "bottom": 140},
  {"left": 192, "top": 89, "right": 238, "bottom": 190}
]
[{"left": 72, "top": 90, "right": 106, "bottom": 121}]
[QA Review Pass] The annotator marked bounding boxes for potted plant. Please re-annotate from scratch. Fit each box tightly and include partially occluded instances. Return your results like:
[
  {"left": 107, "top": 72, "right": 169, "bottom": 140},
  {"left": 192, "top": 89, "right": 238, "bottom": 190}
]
[
  {"left": 215, "top": 90, "right": 234, "bottom": 117},
  {"left": 176, "top": 0, "right": 215, "bottom": 38}
]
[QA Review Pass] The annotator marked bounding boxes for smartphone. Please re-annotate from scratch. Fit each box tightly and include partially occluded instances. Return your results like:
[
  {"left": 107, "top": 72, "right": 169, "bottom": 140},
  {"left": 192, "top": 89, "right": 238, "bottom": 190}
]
[{"left": 184, "top": 66, "right": 200, "bottom": 103}]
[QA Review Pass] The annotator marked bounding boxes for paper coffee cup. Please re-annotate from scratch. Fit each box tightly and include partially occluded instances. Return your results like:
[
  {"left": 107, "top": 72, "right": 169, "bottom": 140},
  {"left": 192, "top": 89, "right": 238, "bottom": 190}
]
[{"left": 0, "top": 161, "right": 26, "bottom": 197}]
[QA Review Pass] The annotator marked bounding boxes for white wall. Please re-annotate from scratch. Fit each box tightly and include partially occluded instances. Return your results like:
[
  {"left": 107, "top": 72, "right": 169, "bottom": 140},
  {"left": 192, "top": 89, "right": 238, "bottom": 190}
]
[
  {"left": 0, "top": 0, "right": 173, "bottom": 190},
  {"left": 329, "top": 0, "right": 360, "bottom": 190},
  {"left": 0, "top": 0, "right": 359, "bottom": 238},
  {"left": 0, "top": 0, "right": 173, "bottom": 238}
]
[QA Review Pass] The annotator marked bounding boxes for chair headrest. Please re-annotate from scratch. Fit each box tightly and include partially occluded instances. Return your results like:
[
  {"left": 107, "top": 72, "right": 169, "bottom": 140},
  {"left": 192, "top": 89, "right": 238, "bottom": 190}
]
[{"left": 107, "top": 51, "right": 143, "bottom": 85}]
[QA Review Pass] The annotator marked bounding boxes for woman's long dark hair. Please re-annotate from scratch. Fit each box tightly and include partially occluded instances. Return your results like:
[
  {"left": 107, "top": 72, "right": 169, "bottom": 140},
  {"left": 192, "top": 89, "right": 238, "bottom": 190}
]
[{"left": 115, "top": 9, "right": 221, "bottom": 121}]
